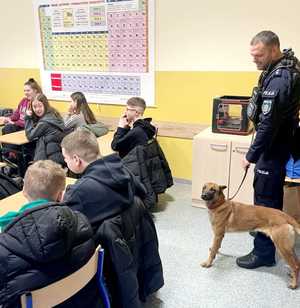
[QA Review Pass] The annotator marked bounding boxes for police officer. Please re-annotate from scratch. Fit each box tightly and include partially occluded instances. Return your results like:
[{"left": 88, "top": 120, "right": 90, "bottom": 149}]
[{"left": 237, "top": 31, "right": 300, "bottom": 269}]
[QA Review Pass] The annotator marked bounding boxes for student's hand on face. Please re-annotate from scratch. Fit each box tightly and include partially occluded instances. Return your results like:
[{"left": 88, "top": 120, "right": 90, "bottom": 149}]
[
  {"left": 68, "top": 104, "right": 75, "bottom": 114},
  {"left": 118, "top": 113, "right": 129, "bottom": 128},
  {"left": 26, "top": 109, "right": 33, "bottom": 117}
]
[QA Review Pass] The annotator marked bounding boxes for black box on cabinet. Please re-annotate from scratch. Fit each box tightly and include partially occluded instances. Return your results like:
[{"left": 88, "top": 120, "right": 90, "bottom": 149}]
[{"left": 212, "top": 96, "right": 253, "bottom": 135}]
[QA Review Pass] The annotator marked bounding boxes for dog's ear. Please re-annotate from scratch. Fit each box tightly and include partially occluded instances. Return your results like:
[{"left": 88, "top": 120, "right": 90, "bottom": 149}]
[{"left": 219, "top": 185, "right": 227, "bottom": 191}]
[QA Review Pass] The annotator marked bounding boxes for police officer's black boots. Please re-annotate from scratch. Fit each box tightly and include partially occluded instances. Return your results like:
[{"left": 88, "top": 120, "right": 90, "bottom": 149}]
[{"left": 236, "top": 251, "right": 276, "bottom": 269}]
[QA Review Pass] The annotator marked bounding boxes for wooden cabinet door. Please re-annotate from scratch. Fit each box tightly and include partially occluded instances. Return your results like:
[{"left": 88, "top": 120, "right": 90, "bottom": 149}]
[
  {"left": 229, "top": 141, "right": 254, "bottom": 204},
  {"left": 192, "top": 136, "right": 231, "bottom": 207}
]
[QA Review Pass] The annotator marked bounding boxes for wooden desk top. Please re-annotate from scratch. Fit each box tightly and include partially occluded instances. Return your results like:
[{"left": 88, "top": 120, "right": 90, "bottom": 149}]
[
  {"left": 97, "top": 131, "right": 115, "bottom": 156},
  {"left": 285, "top": 177, "right": 300, "bottom": 184},
  {"left": 0, "top": 130, "right": 29, "bottom": 145},
  {"left": 0, "top": 130, "right": 114, "bottom": 152},
  {"left": 0, "top": 133, "right": 114, "bottom": 216},
  {"left": 0, "top": 177, "right": 76, "bottom": 216},
  {"left": 61, "top": 113, "right": 206, "bottom": 140}
]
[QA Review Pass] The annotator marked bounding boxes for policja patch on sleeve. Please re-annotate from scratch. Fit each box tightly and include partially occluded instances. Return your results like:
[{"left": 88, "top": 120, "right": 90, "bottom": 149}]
[
  {"left": 261, "top": 99, "right": 273, "bottom": 115},
  {"left": 261, "top": 89, "right": 278, "bottom": 116}
]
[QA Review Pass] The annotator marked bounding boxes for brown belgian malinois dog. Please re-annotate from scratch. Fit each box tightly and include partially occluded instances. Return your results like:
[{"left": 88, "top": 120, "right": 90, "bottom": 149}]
[{"left": 201, "top": 182, "right": 300, "bottom": 289}]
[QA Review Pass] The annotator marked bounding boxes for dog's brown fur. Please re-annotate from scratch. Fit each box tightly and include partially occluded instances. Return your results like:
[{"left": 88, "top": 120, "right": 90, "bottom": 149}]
[{"left": 201, "top": 182, "right": 300, "bottom": 289}]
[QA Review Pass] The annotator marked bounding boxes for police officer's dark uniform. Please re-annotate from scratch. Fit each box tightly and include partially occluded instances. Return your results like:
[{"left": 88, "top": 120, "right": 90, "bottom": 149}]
[{"left": 239, "top": 49, "right": 300, "bottom": 267}]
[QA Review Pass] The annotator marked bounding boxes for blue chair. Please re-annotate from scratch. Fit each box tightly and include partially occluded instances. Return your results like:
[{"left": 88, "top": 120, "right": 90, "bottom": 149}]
[{"left": 21, "top": 246, "right": 111, "bottom": 308}]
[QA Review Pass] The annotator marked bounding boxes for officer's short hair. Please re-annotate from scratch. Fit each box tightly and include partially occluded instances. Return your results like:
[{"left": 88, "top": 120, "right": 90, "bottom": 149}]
[
  {"left": 61, "top": 128, "right": 100, "bottom": 162},
  {"left": 23, "top": 160, "right": 66, "bottom": 201},
  {"left": 251, "top": 31, "right": 280, "bottom": 48},
  {"left": 127, "top": 97, "right": 146, "bottom": 115}
]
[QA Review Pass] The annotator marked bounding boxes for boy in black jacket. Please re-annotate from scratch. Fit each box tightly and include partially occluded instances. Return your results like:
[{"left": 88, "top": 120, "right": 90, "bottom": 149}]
[
  {"left": 62, "top": 129, "right": 164, "bottom": 308},
  {"left": 62, "top": 128, "right": 146, "bottom": 231},
  {"left": 0, "top": 160, "right": 102, "bottom": 308},
  {"left": 0, "top": 160, "right": 66, "bottom": 229},
  {"left": 111, "top": 97, "right": 156, "bottom": 157}
]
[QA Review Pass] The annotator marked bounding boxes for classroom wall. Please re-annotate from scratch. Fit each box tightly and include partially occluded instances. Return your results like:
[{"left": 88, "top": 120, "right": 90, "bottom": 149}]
[{"left": 1, "top": 1, "right": 300, "bottom": 180}]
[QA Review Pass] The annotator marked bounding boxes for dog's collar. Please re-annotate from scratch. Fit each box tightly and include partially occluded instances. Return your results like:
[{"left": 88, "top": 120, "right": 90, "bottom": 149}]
[{"left": 207, "top": 198, "right": 226, "bottom": 210}]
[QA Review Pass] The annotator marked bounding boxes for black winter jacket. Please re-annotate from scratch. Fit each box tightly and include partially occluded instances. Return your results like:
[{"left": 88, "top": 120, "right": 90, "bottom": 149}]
[
  {"left": 25, "top": 112, "right": 66, "bottom": 165},
  {"left": 246, "top": 55, "right": 300, "bottom": 163},
  {"left": 63, "top": 154, "right": 146, "bottom": 232},
  {"left": 122, "top": 139, "right": 173, "bottom": 209},
  {"left": 95, "top": 196, "right": 164, "bottom": 308},
  {"left": 111, "top": 118, "right": 156, "bottom": 158},
  {"left": 0, "top": 203, "right": 103, "bottom": 308}
]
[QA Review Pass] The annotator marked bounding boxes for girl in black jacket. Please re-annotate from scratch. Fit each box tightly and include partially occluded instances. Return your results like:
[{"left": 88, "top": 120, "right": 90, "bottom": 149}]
[{"left": 25, "top": 94, "right": 66, "bottom": 165}]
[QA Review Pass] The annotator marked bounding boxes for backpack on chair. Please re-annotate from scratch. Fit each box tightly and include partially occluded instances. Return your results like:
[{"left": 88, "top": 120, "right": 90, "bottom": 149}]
[{"left": 0, "top": 172, "right": 22, "bottom": 199}]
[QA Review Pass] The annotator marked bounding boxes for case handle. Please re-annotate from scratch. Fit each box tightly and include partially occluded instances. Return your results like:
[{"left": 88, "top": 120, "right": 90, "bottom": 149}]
[{"left": 234, "top": 146, "right": 249, "bottom": 154}]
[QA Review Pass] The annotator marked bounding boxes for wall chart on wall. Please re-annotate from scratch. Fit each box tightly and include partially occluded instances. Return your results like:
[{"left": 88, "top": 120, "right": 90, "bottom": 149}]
[{"left": 33, "top": 0, "right": 155, "bottom": 105}]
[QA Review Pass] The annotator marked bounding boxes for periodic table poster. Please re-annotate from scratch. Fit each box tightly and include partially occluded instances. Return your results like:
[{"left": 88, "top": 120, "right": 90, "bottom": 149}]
[{"left": 33, "top": 0, "right": 155, "bottom": 105}]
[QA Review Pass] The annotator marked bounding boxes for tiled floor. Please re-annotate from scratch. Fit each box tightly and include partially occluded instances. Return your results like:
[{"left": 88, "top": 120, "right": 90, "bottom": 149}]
[{"left": 142, "top": 182, "right": 300, "bottom": 308}]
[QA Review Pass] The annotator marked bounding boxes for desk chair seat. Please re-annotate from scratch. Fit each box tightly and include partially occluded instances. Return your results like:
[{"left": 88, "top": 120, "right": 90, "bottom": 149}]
[{"left": 21, "top": 246, "right": 110, "bottom": 308}]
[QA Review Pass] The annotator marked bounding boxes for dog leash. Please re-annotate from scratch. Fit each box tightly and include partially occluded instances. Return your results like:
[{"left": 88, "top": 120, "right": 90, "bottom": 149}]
[
  {"left": 228, "top": 166, "right": 249, "bottom": 200},
  {"left": 228, "top": 131, "right": 255, "bottom": 200}
]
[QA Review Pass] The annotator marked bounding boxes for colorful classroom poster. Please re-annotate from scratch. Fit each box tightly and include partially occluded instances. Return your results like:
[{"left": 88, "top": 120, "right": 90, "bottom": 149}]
[{"left": 33, "top": 0, "right": 155, "bottom": 105}]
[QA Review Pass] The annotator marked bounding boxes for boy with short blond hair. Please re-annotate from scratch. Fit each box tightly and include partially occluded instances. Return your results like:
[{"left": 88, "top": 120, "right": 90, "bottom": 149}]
[
  {"left": 23, "top": 159, "right": 66, "bottom": 201},
  {"left": 0, "top": 159, "right": 102, "bottom": 307},
  {"left": 127, "top": 97, "right": 146, "bottom": 114},
  {"left": 63, "top": 129, "right": 165, "bottom": 306},
  {"left": 111, "top": 96, "right": 156, "bottom": 158},
  {"left": 62, "top": 128, "right": 145, "bottom": 230},
  {"left": 0, "top": 160, "right": 66, "bottom": 229},
  {"left": 61, "top": 128, "right": 100, "bottom": 172}
]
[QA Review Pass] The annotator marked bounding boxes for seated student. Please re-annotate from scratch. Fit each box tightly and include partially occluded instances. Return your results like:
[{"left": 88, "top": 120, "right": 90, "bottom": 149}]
[
  {"left": 61, "top": 129, "right": 164, "bottom": 307},
  {"left": 25, "top": 93, "right": 66, "bottom": 166},
  {"left": 0, "top": 78, "right": 42, "bottom": 164},
  {"left": 0, "top": 160, "right": 103, "bottom": 308},
  {"left": 62, "top": 128, "right": 146, "bottom": 230},
  {"left": 111, "top": 97, "right": 156, "bottom": 157},
  {"left": 0, "top": 78, "right": 42, "bottom": 134},
  {"left": 64, "top": 92, "right": 108, "bottom": 137}
]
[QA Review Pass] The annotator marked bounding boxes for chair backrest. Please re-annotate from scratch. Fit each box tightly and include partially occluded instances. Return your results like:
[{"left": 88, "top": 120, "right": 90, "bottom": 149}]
[{"left": 20, "top": 245, "right": 102, "bottom": 308}]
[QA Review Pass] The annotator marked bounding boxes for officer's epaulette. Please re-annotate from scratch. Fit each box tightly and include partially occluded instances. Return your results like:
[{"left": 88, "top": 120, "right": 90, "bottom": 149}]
[{"left": 262, "top": 89, "right": 278, "bottom": 97}]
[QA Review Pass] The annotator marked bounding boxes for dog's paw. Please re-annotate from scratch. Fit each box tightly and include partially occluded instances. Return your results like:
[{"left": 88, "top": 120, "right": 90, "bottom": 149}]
[
  {"left": 288, "top": 282, "right": 298, "bottom": 290},
  {"left": 201, "top": 261, "right": 212, "bottom": 268}
]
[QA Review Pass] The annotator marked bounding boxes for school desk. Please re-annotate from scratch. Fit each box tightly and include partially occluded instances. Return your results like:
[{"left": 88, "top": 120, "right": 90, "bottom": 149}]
[
  {"left": 97, "top": 131, "right": 115, "bottom": 156},
  {"left": 0, "top": 130, "right": 28, "bottom": 145},
  {"left": 0, "top": 130, "right": 30, "bottom": 176}
]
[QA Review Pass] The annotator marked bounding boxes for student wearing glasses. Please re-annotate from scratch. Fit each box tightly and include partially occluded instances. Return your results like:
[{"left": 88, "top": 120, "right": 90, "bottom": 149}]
[{"left": 111, "top": 97, "right": 156, "bottom": 158}]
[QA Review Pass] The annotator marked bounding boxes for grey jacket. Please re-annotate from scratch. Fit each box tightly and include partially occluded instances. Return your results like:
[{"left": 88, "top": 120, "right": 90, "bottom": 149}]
[{"left": 25, "top": 112, "right": 66, "bottom": 165}]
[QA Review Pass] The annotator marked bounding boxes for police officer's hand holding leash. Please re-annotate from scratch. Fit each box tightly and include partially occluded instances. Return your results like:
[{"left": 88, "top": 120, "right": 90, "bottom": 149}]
[{"left": 236, "top": 31, "right": 300, "bottom": 270}]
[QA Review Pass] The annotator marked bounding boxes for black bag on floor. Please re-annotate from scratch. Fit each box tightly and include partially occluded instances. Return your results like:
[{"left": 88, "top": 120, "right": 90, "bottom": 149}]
[{"left": 0, "top": 172, "right": 21, "bottom": 199}]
